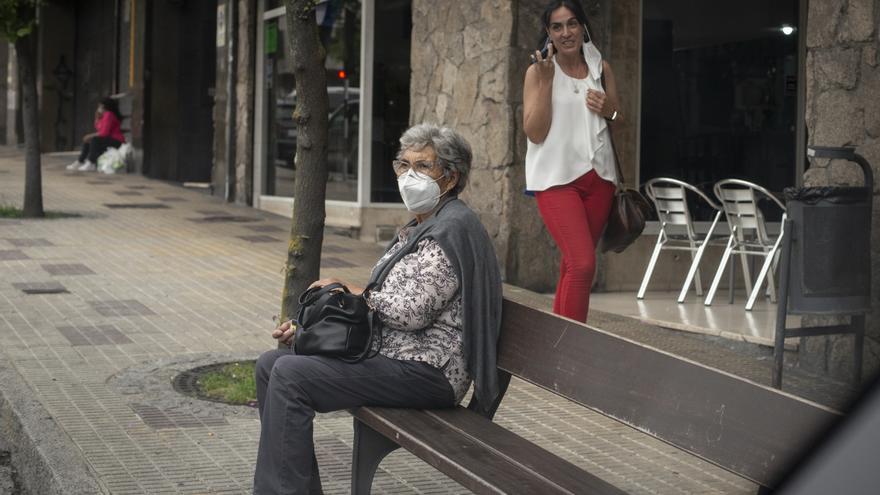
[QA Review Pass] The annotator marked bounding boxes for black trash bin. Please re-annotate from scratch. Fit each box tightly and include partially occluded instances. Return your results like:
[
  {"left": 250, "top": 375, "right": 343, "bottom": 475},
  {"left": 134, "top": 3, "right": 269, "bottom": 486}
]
[
  {"left": 783, "top": 186, "right": 872, "bottom": 314},
  {"left": 773, "top": 146, "right": 874, "bottom": 388}
]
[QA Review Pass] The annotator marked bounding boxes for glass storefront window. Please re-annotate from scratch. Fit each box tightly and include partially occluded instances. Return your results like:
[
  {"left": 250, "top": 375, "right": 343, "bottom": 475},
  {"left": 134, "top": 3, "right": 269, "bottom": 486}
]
[
  {"left": 641, "top": 0, "right": 799, "bottom": 221},
  {"left": 263, "top": 0, "right": 361, "bottom": 201}
]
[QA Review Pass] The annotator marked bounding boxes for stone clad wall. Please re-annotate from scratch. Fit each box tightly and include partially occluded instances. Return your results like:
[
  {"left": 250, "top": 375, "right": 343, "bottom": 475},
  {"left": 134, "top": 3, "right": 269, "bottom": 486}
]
[
  {"left": 802, "top": 0, "right": 880, "bottom": 379},
  {"left": 410, "top": 0, "right": 559, "bottom": 289}
]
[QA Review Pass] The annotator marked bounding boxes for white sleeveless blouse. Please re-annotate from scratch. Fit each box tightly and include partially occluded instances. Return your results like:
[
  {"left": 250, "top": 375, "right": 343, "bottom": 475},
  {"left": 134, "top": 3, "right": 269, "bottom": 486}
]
[{"left": 525, "top": 47, "right": 617, "bottom": 191}]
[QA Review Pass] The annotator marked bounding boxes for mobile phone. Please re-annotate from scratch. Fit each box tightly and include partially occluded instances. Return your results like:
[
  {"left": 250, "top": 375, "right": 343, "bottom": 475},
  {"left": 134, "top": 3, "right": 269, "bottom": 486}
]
[{"left": 530, "top": 37, "right": 554, "bottom": 64}]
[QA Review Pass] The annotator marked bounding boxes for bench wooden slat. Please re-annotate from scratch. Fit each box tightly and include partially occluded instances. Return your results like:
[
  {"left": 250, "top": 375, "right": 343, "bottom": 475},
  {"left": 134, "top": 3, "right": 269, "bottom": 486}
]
[
  {"left": 355, "top": 406, "right": 624, "bottom": 494},
  {"left": 497, "top": 299, "right": 841, "bottom": 488}
]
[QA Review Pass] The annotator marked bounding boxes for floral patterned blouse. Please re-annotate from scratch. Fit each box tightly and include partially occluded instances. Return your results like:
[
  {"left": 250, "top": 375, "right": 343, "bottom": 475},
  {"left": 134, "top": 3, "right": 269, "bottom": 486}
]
[{"left": 366, "top": 227, "right": 470, "bottom": 403}]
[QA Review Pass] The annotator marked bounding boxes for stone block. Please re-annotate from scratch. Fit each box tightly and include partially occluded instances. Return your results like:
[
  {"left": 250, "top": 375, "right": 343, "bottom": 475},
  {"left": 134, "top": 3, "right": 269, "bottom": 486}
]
[
  {"left": 827, "top": 334, "right": 856, "bottom": 380},
  {"left": 807, "top": 0, "right": 845, "bottom": 48},
  {"left": 812, "top": 47, "right": 861, "bottom": 90},
  {"left": 865, "top": 45, "right": 878, "bottom": 67},
  {"left": 861, "top": 65, "right": 880, "bottom": 137},
  {"left": 811, "top": 89, "right": 865, "bottom": 146},
  {"left": 831, "top": 159, "right": 868, "bottom": 186},
  {"left": 803, "top": 166, "right": 830, "bottom": 186},
  {"left": 838, "top": 0, "right": 875, "bottom": 42}
]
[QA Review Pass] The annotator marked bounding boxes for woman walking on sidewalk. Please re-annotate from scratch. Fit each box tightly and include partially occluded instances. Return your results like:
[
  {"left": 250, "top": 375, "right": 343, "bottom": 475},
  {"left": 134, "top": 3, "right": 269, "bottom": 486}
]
[
  {"left": 67, "top": 97, "right": 125, "bottom": 172},
  {"left": 523, "top": 0, "right": 622, "bottom": 322}
]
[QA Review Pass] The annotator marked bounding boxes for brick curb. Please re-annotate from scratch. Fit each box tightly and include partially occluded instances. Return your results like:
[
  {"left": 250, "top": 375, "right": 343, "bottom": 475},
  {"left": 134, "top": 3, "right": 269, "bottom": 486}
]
[{"left": 0, "top": 359, "right": 107, "bottom": 495}]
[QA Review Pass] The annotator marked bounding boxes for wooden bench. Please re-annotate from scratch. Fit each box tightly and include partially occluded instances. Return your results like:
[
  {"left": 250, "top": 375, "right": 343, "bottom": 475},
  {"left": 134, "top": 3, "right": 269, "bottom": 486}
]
[{"left": 349, "top": 298, "right": 841, "bottom": 494}]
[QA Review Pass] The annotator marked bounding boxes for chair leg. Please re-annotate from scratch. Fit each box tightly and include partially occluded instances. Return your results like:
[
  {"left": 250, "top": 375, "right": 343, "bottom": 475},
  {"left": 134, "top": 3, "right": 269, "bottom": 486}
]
[
  {"left": 638, "top": 227, "right": 665, "bottom": 300},
  {"left": 746, "top": 224, "right": 786, "bottom": 311},
  {"left": 351, "top": 418, "right": 399, "bottom": 495},
  {"left": 705, "top": 234, "right": 735, "bottom": 306},
  {"left": 679, "top": 212, "right": 720, "bottom": 303}
]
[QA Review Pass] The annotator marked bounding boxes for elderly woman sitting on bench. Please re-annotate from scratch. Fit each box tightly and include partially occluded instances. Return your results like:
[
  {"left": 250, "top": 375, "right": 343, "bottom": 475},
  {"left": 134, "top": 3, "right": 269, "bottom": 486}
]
[{"left": 252, "top": 123, "right": 503, "bottom": 494}]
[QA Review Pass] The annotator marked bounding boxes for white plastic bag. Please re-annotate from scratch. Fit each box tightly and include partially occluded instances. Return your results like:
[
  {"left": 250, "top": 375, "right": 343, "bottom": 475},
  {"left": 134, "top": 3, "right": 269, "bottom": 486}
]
[
  {"left": 117, "top": 143, "right": 133, "bottom": 165},
  {"left": 97, "top": 146, "right": 125, "bottom": 174}
]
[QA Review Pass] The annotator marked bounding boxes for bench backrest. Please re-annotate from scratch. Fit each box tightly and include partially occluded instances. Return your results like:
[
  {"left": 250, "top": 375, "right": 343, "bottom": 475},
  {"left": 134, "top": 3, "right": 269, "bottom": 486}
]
[{"left": 495, "top": 298, "right": 841, "bottom": 488}]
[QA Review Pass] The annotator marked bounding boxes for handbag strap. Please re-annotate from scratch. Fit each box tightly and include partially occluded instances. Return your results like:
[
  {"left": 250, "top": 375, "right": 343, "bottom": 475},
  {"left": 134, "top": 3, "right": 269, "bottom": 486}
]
[
  {"left": 600, "top": 70, "right": 627, "bottom": 192},
  {"left": 298, "top": 282, "right": 349, "bottom": 307}
]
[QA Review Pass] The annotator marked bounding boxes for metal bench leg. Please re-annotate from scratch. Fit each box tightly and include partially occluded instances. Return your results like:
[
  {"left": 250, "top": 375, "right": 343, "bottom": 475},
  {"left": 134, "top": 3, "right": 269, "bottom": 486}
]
[
  {"left": 705, "top": 233, "right": 735, "bottom": 306},
  {"left": 638, "top": 226, "right": 666, "bottom": 299},
  {"left": 351, "top": 418, "right": 399, "bottom": 495}
]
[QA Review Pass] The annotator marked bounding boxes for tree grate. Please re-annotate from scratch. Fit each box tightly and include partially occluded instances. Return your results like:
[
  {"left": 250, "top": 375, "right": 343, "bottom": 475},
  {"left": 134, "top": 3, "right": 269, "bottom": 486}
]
[{"left": 172, "top": 362, "right": 258, "bottom": 408}]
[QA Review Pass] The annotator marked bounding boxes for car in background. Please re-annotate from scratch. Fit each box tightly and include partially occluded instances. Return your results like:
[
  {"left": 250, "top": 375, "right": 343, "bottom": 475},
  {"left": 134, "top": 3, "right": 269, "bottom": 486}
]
[{"left": 275, "top": 86, "right": 360, "bottom": 171}]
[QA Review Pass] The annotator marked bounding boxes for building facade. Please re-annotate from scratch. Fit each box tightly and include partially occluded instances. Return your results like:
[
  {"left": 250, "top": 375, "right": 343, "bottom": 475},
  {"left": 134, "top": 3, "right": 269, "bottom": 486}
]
[{"left": 18, "top": 0, "right": 879, "bottom": 379}]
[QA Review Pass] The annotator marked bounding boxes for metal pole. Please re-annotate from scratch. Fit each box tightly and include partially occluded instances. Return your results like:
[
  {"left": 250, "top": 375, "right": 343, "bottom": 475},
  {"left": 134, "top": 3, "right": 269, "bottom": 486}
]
[{"left": 773, "top": 219, "right": 794, "bottom": 389}]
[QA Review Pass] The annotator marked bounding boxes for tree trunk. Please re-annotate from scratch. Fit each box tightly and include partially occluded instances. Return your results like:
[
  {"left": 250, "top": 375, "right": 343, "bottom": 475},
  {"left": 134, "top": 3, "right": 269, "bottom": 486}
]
[
  {"left": 279, "top": 0, "right": 330, "bottom": 322},
  {"left": 15, "top": 35, "right": 43, "bottom": 218}
]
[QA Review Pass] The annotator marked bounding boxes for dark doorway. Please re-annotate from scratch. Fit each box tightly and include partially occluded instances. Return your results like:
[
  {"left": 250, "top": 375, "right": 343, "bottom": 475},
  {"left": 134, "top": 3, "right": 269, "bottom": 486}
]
[
  {"left": 370, "top": 0, "right": 411, "bottom": 203},
  {"left": 143, "top": 0, "right": 216, "bottom": 182},
  {"left": 640, "top": 0, "right": 800, "bottom": 220},
  {"left": 72, "top": 0, "right": 116, "bottom": 145}
]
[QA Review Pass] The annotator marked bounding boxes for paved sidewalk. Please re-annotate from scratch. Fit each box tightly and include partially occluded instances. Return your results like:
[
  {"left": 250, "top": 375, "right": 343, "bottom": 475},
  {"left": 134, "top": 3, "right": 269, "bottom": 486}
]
[{"left": 0, "top": 150, "right": 852, "bottom": 494}]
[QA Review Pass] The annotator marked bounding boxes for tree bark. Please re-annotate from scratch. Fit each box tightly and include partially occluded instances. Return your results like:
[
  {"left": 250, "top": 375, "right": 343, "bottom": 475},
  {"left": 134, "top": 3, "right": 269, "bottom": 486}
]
[
  {"left": 279, "top": 0, "right": 329, "bottom": 322},
  {"left": 15, "top": 34, "right": 43, "bottom": 218}
]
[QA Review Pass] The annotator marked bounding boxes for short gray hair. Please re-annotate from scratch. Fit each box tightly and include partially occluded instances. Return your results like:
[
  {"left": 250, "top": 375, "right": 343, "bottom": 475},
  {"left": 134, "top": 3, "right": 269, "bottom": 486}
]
[{"left": 398, "top": 123, "right": 472, "bottom": 195}]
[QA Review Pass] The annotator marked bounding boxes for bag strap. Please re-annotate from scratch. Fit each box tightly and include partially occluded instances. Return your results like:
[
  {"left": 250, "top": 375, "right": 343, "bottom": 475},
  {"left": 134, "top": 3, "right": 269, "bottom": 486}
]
[
  {"left": 600, "top": 70, "right": 627, "bottom": 192},
  {"left": 298, "top": 282, "right": 349, "bottom": 307}
]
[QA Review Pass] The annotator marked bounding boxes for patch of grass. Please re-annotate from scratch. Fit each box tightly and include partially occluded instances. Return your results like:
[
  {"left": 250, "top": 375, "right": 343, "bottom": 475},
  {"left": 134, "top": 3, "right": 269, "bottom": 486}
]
[
  {"left": 0, "top": 204, "right": 80, "bottom": 219},
  {"left": 0, "top": 205, "right": 20, "bottom": 218},
  {"left": 197, "top": 361, "right": 257, "bottom": 406}
]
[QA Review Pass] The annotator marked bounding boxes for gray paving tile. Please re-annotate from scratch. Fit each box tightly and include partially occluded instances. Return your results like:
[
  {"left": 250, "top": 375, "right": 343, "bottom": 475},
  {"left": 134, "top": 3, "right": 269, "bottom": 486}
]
[
  {"left": 243, "top": 225, "right": 285, "bottom": 233},
  {"left": 236, "top": 235, "right": 280, "bottom": 243},
  {"left": 0, "top": 249, "right": 29, "bottom": 260},
  {"left": 4, "top": 238, "right": 53, "bottom": 247},
  {"left": 321, "top": 256, "right": 356, "bottom": 268},
  {"left": 88, "top": 300, "right": 156, "bottom": 317},
  {"left": 42, "top": 263, "right": 95, "bottom": 275},
  {"left": 114, "top": 191, "right": 143, "bottom": 196},
  {"left": 154, "top": 196, "right": 187, "bottom": 202}
]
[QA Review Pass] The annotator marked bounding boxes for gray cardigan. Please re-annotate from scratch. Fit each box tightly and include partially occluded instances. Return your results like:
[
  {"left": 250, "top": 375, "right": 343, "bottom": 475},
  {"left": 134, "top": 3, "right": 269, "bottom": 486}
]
[{"left": 367, "top": 197, "right": 503, "bottom": 416}]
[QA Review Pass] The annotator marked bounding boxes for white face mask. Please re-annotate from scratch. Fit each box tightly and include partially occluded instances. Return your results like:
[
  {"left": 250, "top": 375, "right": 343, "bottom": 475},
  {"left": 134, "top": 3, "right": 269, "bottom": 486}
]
[
  {"left": 397, "top": 169, "right": 444, "bottom": 214},
  {"left": 582, "top": 24, "right": 602, "bottom": 81}
]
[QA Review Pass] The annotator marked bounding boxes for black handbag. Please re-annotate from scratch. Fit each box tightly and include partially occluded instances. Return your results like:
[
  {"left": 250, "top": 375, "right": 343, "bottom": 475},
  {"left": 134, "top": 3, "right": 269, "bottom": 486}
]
[
  {"left": 599, "top": 72, "right": 652, "bottom": 253},
  {"left": 293, "top": 282, "right": 381, "bottom": 363}
]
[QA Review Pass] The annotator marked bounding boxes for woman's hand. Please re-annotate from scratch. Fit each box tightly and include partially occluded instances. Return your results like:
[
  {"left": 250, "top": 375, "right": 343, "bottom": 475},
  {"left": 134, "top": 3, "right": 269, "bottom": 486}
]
[
  {"left": 531, "top": 42, "right": 555, "bottom": 81},
  {"left": 586, "top": 89, "right": 609, "bottom": 117},
  {"left": 272, "top": 320, "right": 295, "bottom": 346}
]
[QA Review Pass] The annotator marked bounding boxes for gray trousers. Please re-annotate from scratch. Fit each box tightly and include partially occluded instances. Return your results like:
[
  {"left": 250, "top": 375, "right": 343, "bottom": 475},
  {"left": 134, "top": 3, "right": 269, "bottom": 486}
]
[{"left": 253, "top": 349, "right": 455, "bottom": 494}]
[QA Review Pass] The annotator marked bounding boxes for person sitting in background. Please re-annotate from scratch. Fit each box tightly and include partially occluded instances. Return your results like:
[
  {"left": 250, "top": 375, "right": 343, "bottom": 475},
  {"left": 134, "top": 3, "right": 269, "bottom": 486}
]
[{"left": 67, "top": 97, "right": 125, "bottom": 172}]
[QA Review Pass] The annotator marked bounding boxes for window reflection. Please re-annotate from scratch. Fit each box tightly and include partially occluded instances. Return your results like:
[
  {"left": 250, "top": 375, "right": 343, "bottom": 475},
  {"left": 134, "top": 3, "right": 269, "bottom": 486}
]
[{"left": 264, "top": 0, "right": 360, "bottom": 201}]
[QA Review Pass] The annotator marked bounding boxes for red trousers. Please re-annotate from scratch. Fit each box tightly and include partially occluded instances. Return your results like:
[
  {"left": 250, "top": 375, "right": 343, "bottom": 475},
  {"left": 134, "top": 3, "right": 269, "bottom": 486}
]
[{"left": 536, "top": 170, "right": 616, "bottom": 322}]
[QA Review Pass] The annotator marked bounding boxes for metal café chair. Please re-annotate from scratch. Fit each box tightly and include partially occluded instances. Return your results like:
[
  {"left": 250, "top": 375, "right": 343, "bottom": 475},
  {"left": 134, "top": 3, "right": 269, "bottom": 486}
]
[
  {"left": 704, "top": 179, "right": 788, "bottom": 311},
  {"left": 638, "top": 178, "right": 724, "bottom": 303}
]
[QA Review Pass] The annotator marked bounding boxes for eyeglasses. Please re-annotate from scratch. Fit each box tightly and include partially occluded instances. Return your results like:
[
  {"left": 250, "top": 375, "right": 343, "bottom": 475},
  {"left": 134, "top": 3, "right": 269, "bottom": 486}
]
[
  {"left": 392, "top": 159, "right": 438, "bottom": 175},
  {"left": 548, "top": 18, "right": 581, "bottom": 34}
]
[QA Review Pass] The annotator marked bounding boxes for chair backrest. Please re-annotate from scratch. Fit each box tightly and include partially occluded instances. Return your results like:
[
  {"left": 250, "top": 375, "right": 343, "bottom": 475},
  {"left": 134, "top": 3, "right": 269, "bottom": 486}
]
[
  {"left": 496, "top": 298, "right": 840, "bottom": 489},
  {"left": 713, "top": 179, "right": 785, "bottom": 243},
  {"left": 645, "top": 178, "right": 719, "bottom": 240}
]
